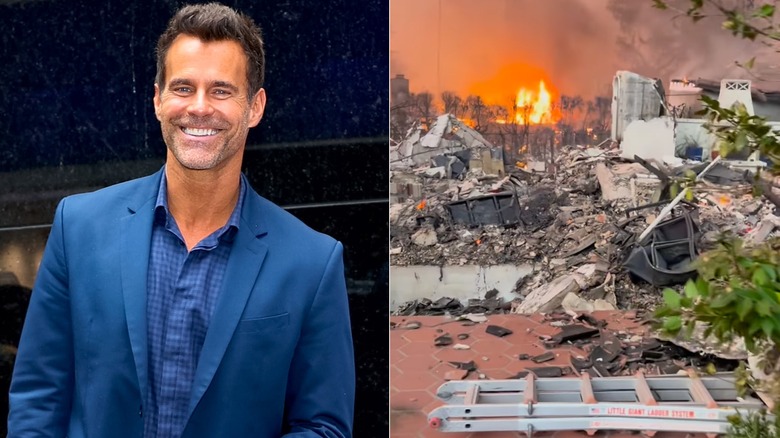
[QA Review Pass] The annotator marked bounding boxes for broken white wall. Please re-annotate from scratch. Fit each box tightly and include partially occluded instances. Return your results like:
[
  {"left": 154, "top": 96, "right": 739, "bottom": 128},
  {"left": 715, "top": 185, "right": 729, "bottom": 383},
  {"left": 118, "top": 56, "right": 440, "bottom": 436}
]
[
  {"left": 611, "top": 71, "right": 663, "bottom": 142},
  {"left": 619, "top": 116, "right": 675, "bottom": 161},
  {"left": 390, "top": 264, "right": 534, "bottom": 310}
]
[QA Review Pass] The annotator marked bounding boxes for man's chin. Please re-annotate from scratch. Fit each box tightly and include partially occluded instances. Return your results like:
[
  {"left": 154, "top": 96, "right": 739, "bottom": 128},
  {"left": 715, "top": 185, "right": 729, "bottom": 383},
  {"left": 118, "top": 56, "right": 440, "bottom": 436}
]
[{"left": 169, "top": 153, "right": 219, "bottom": 171}]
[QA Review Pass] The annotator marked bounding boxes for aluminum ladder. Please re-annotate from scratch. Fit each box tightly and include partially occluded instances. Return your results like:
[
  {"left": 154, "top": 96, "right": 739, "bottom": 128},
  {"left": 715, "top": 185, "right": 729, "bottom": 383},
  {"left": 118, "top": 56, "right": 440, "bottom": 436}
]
[{"left": 428, "top": 370, "right": 771, "bottom": 436}]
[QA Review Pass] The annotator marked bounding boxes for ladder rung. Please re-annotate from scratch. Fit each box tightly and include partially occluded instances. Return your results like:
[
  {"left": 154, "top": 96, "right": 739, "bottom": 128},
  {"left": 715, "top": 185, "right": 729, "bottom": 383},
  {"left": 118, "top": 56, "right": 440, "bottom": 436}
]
[
  {"left": 580, "top": 374, "right": 597, "bottom": 404},
  {"left": 687, "top": 369, "right": 718, "bottom": 409},
  {"left": 634, "top": 371, "right": 658, "bottom": 406},
  {"left": 464, "top": 383, "right": 479, "bottom": 405},
  {"left": 524, "top": 373, "right": 536, "bottom": 404}
]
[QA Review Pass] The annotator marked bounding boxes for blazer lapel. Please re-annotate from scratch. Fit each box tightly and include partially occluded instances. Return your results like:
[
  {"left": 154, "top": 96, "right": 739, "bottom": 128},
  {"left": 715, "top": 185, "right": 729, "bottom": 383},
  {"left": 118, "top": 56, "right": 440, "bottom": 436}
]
[
  {"left": 187, "top": 209, "right": 268, "bottom": 418},
  {"left": 121, "top": 199, "right": 155, "bottom": 407}
]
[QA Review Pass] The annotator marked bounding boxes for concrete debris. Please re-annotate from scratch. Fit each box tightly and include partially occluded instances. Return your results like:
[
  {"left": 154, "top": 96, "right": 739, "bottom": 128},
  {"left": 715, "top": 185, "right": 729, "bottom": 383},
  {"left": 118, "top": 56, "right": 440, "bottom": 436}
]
[
  {"left": 512, "top": 273, "right": 584, "bottom": 314},
  {"left": 746, "top": 214, "right": 780, "bottom": 243},
  {"left": 392, "top": 127, "right": 780, "bottom": 316},
  {"left": 594, "top": 162, "right": 633, "bottom": 200},
  {"left": 561, "top": 292, "right": 617, "bottom": 313},
  {"left": 423, "top": 167, "right": 447, "bottom": 179},
  {"left": 410, "top": 228, "right": 438, "bottom": 246}
]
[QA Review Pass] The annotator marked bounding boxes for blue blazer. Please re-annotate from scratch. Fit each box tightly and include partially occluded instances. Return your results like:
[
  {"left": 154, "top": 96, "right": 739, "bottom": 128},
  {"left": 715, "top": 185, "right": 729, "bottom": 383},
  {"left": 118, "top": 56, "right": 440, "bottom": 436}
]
[{"left": 8, "top": 169, "right": 355, "bottom": 437}]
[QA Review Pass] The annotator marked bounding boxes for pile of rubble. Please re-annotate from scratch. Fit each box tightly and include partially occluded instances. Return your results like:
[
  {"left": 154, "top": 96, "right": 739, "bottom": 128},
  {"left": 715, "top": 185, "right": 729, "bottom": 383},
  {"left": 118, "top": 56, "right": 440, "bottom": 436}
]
[{"left": 391, "top": 139, "right": 780, "bottom": 312}]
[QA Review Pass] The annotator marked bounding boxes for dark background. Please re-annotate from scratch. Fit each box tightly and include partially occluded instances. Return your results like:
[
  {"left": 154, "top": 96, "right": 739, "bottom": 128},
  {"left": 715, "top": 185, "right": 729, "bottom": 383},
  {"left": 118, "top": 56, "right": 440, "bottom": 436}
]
[{"left": 0, "top": 0, "right": 388, "bottom": 436}]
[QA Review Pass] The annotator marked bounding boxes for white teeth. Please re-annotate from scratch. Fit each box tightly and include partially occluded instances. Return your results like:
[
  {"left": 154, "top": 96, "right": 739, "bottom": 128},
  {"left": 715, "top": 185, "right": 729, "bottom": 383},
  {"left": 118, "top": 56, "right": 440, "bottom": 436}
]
[{"left": 183, "top": 127, "right": 218, "bottom": 136}]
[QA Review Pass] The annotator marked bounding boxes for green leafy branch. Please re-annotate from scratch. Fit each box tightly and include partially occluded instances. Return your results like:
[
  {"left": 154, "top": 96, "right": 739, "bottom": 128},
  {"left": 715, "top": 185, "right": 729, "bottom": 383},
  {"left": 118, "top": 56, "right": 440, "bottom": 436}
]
[
  {"left": 696, "top": 95, "right": 780, "bottom": 172},
  {"left": 655, "top": 236, "right": 780, "bottom": 352}
]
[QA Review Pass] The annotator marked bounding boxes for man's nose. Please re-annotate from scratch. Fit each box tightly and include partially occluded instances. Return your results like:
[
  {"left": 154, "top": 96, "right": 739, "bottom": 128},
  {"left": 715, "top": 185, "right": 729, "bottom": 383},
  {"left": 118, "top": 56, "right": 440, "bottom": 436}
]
[{"left": 187, "top": 91, "right": 215, "bottom": 116}]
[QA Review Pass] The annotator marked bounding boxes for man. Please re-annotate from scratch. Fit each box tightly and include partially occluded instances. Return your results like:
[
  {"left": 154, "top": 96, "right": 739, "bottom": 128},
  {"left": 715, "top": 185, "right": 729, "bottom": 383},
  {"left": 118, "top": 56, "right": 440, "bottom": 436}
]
[{"left": 7, "top": 3, "right": 355, "bottom": 437}]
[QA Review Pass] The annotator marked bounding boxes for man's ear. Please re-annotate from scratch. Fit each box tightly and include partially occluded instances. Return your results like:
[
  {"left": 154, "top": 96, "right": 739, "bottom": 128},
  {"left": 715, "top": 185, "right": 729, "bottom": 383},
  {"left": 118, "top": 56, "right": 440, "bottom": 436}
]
[
  {"left": 248, "top": 88, "right": 266, "bottom": 128},
  {"left": 153, "top": 84, "right": 162, "bottom": 121}
]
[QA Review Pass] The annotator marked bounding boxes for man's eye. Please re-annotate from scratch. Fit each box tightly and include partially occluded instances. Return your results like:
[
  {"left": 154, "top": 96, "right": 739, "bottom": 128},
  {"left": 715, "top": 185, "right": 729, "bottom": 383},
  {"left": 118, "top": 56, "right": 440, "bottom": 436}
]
[
  {"left": 213, "top": 89, "right": 231, "bottom": 96},
  {"left": 172, "top": 87, "right": 192, "bottom": 94}
]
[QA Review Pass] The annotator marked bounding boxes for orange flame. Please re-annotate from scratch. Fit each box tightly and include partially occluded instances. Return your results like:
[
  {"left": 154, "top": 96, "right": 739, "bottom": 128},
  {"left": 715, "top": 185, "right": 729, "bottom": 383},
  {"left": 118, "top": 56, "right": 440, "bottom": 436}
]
[
  {"left": 416, "top": 199, "right": 427, "bottom": 210},
  {"left": 460, "top": 117, "right": 477, "bottom": 128},
  {"left": 515, "top": 81, "right": 554, "bottom": 125}
]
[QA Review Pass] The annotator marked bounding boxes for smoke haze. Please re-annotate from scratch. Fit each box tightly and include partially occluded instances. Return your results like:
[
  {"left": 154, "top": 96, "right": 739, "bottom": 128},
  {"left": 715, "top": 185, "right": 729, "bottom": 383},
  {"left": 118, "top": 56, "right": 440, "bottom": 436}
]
[{"left": 390, "top": 0, "right": 776, "bottom": 104}]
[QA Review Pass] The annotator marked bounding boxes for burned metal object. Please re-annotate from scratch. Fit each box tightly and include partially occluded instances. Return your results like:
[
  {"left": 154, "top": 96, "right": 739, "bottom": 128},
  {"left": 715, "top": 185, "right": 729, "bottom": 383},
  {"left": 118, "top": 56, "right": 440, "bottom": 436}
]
[
  {"left": 624, "top": 210, "right": 700, "bottom": 286},
  {"left": 445, "top": 191, "right": 522, "bottom": 226},
  {"left": 517, "top": 188, "right": 561, "bottom": 231},
  {"left": 444, "top": 187, "right": 560, "bottom": 229}
]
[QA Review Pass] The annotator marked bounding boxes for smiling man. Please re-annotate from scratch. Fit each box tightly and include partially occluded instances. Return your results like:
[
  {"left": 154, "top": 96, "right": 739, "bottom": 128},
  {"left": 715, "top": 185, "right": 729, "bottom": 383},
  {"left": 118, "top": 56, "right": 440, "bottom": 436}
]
[{"left": 7, "top": 3, "right": 355, "bottom": 438}]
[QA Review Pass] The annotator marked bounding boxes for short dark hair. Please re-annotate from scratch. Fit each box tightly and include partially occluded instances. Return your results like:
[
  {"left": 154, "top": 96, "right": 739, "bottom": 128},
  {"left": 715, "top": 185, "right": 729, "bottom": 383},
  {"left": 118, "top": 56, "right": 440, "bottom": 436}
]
[{"left": 155, "top": 3, "right": 265, "bottom": 98}]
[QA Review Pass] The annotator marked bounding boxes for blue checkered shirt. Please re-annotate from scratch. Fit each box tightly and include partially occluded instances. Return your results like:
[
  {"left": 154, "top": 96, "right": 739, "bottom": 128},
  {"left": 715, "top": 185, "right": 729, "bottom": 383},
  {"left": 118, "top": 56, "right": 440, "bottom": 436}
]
[{"left": 143, "top": 174, "right": 245, "bottom": 438}]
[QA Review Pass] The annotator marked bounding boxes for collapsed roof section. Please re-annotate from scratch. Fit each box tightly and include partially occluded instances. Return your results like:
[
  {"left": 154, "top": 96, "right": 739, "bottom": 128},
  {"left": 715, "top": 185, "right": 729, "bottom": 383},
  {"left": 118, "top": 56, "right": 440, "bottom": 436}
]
[{"left": 391, "top": 113, "right": 502, "bottom": 173}]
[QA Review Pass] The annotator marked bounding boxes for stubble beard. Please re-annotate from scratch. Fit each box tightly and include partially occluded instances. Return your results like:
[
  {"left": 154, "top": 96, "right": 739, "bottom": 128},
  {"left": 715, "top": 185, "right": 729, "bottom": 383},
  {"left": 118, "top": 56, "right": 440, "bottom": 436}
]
[{"left": 163, "top": 113, "right": 250, "bottom": 171}]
